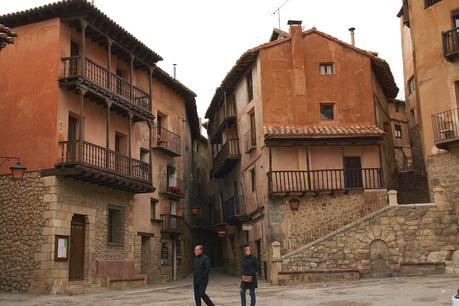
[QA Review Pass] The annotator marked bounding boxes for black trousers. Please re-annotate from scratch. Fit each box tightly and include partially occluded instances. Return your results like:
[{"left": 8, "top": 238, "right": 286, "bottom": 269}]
[{"left": 194, "top": 281, "right": 214, "bottom": 306}]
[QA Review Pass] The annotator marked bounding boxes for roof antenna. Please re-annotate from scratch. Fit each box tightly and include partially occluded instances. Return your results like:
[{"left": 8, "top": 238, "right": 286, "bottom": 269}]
[
  {"left": 272, "top": 0, "right": 290, "bottom": 30},
  {"left": 173, "top": 64, "right": 177, "bottom": 80}
]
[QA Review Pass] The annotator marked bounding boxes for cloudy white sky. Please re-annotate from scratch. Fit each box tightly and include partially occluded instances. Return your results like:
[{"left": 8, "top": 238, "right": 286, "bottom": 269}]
[{"left": 1, "top": 0, "right": 405, "bottom": 119}]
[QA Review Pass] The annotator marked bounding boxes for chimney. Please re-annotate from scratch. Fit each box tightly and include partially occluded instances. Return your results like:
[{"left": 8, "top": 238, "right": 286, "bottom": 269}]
[
  {"left": 348, "top": 27, "right": 356, "bottom": 47},
  {"left": 173, "top": 63, "right": 177, "bottom": 79},
  {"left": 287, "top": 20, "right": 306, "bottom": 96}
]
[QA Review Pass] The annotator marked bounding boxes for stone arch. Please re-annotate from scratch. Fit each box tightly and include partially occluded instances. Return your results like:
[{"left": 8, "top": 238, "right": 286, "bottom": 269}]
[{"left": 369, "top": 239, "right": 391, "bottom": 276}]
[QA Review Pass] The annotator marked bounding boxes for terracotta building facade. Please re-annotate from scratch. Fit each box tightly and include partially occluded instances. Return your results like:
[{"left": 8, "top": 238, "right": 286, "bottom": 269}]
[
  {"left": 205, "top": 21, "right": 400, "bottom": 280},
  {"left": 0, "top": 0, "right": 200, "bottom": 293},
  {"left": 398, "top": 0, "right": 459, "bottom": 208}
]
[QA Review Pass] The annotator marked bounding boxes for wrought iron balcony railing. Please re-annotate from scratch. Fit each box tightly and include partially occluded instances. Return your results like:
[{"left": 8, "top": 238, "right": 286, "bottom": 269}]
[
  {"left": 160, "top": 214, "right": 184, "bottom": 234},
  {"left": 268, "top": 168, "right": 384, "bottom": 194},
  {"left": 159, "top": 174, "right": 184, "bottom": 198},
  {"left": 432, "top": 107, "right": 459, "bottom": 149},
  {"left": 61, "top": 56, "right": 151, "bottom": 111},
  {"left": 152, "top": 126, "right": 181, "bottom": 157}
]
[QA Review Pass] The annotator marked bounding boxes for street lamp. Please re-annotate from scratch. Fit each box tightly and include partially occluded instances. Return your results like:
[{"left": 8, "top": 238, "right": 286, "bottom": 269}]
[{"left": 0, "top": 157, "right": 26, "bottom": 180}]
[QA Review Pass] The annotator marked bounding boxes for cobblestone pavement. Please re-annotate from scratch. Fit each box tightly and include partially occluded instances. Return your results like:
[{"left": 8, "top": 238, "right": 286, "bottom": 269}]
[{"left": 1, "top": 271, "right": 459, "bottom": 306}]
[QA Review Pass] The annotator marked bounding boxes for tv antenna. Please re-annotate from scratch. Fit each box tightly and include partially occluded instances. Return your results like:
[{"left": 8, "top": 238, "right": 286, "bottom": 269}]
[{"left": 272, "top": 0, "right": 291, "bottom": 30}]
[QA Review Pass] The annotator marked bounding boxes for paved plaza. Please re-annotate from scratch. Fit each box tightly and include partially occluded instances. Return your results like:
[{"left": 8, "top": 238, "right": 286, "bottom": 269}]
[{"left": 1, "top": 271, "right": 459, "bottom": 306}]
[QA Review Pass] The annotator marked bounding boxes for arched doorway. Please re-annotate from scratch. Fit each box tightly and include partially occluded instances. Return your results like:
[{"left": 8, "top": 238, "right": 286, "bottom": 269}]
[
  {"left": 369, "top": 239, "right": 390, "bottom": 277},
  {"left": 69, "top": 214, "right": 86, "bottom": 281}
]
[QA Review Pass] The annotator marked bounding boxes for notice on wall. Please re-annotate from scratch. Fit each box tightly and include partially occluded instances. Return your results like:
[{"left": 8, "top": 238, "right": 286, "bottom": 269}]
[{"left": 54, "top": 235, "right": 69, "bottom": 261}]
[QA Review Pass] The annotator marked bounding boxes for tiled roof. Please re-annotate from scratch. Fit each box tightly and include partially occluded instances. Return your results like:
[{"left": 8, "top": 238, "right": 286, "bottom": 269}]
[
  {"left": 0, "top": 23, "right": 16, "bottom": 50},
  {"left": 264, "top": 126, "right": 385, "bottom": 138}
]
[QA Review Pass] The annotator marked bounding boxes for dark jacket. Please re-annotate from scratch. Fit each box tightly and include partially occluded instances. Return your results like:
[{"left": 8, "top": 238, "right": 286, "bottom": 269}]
[
  {"left": 193, "top": 254, "right": 210, "bottom": 285},
  {"left": 241, "top": 255, "right": 259, "bottom": 289}
]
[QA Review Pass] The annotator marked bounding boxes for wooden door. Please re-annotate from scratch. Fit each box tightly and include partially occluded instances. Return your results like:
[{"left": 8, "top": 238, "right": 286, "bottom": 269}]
[
  {"left": 69, "top": 215, "right": 85, "bottom": 281},
  {"left": 67, "top": 116, "right": 78, "bottom": 162},
  {"left": 344, "top": 156, "right": 363, "bottom": 189}
]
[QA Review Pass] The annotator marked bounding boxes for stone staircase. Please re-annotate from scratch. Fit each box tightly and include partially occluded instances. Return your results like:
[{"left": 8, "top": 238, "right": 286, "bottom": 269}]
[{"left": 397, "top": 171, "right": 430, "bottom": 204}]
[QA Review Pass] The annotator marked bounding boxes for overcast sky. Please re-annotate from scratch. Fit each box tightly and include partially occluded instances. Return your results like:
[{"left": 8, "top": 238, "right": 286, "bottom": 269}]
[{"left": 1, "top": 0, "right": 404, "bottom": 119}]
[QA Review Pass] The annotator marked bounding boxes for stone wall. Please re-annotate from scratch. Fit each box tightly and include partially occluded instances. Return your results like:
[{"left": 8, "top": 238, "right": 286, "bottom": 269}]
[
  {"left": 280, "top": 189, "right": 458, "bottom": 277},
  {"left": 428, "top": 145, "right": 459, "bottom": 215},
  {"left": 268, "top": 190, "right": 387, "bottom": 254},
  {"left": 0, "top": 172, "right": 47, "bottom": 292}
]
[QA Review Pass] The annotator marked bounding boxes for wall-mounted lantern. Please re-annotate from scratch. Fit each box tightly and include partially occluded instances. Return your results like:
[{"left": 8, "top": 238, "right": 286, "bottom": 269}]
[
  {"left": 0, "top": 157, "right": 26, "bottom": 180},
  {"left": 217, "top": 224, "right": 227, "bottom": 238},
  {"left": 191, "top": 207, "right": 200, "bottom": 215}
]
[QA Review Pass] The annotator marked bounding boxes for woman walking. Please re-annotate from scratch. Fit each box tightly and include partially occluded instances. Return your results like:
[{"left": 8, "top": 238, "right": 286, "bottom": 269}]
[{"left": 240, "top": 246, "right": 259, "bottom": 306}]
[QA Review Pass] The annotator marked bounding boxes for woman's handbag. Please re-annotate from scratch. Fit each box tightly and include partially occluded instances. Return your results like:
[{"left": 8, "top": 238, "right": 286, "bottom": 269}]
[{"left": 241, "top": 275, "right": 253, "bottom": 283}]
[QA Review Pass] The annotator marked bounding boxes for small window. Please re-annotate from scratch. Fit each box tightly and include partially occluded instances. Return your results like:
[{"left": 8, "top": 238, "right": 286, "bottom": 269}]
[
  {"left": 383, "top": 122, "right": 389, "bottom": 132},
  {"left": 250, "top": 112, "right": 256, "bottom": 147},
  {"left": 319, "top": 63, "right": 334, "bottom": 75},
  {"left": 320, "top": 104, "right": 334, "bottom": 120},
  {"left": 250, "top": 168, "right": 256, "bottom": 192},
  {"left": 140, "top": 148, "right": 149, "bottom": 163},
  {"left": 150, "top": 199, "right": 158, "bottom": 220},
  {"left": 395, "top": 104, "right": 400, "bottom": 113},
  {"left": 410, "top": 109, "right": 416, "bottom": 125},
  {"left": 108, "top": 207, "right": 123, "bottom": 246},
  {"left": 246, "top": 71, "right": 253, "bottom": 102},
  {"left": 407, "top": 76, "right": 415, "bottom": 95},
  {"left": 395, "top": 124, "right": 402, "bottom": 138},
  {"left": 70, "top": 42, "right": 79, "bottom": 57}
]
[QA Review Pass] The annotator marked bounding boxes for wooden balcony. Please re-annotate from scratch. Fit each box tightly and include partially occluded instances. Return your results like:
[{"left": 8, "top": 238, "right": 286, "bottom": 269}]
[
  {"left": 268, "top": 168, "right": 384, "bottom": 195},
  {"left": 212, "top": 139, "right": 241, "bottom": 179},
  {"left": 432, "top": 108, "right": 459, "bottom": 149},
  {"left": 160, "top": 214, "right": 184, "bottom": 234},
  {"left": 152, "top": 126, "right": 181, "bottom": 157},
  {"left": 442, "top": 28, "right": 459, "bottom": 61},
  {"left": 223, "top": 195, "right": 248, "bottom": 225},
  {"left": 60, "top": 56, "right": 152, "bottom": 120},
  {"left": 208, "top": 100, "right": 237, "bottom": 141},
  {"left": 159, "top": 174, "right": 185, "bottom": 199},
  {"left": 54, "top": 140, "right": 152, "bottom": 193}
]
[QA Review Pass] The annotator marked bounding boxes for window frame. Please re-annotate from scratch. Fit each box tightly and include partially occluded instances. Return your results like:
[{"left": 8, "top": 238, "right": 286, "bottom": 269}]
[
  {"left": 395, "top": 124, "right": 403, "bottom": 138},
  {"left": 320, "top": 103, "right": 335, "bottom": 121},
  {"left": 407, "top": 76, "right": 415, "bottom": 95},
  {"left": 319, "top": 63, "right": 334, "bottom": 75},
  {"left": 250, "top": 168, "right": 256, "bottom": 192},
  {"left": 246, "top": 71, "right": 253, "bottom": 102},
  {"left": 107, "top": 206, "right": 124, "bottom": 247}
]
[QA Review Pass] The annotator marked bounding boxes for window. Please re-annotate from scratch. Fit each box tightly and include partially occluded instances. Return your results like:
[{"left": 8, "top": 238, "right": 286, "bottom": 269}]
[
  {"left": 161, "top": 242, "right": 169, "bottom": 265},
  {"left": 395, "top": 104, "right": 400, "bottom": 113},
  {"left": 410, "top": 109, "right": 416, "bottom": 126},
  {"left": 140, "top": 148, "right": 149, "bottom": 163},
  {"left": 108, "top": 207, "right": 123, "bottom": 246},
  {"left": 395, "top": 124, "right": 402, "bottom": 138},
  {"left": 246, "top": 71, "right": 253, "bottom": 102},
  {"left": 319, "top": 63, "right": 334, "bottom": 74},
  {"left": 250, "top": 168, "right": 256, "bottom": 192},
  {"left": 250, "top": 112, "right": 256, "bottom": 146},
  {"left": 70, "top": 42, "right": 79, "bottom": 57},
  {"left": 150, "top": 199, "right": 158, "bottom": 220},
  {"left": 424, "top": 0, "right": 441, "bottom": 9},
  {"left": 320, "top": 104, "right": 334, "bottom": 120},
  {"left": 407, "top": 76, "right": 415, "bottom": 95}
]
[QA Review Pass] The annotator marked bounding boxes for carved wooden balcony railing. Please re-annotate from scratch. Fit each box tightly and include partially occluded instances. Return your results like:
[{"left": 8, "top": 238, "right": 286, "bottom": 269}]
[
  {"left": 160, "top": 214, "right": 184, "bottom": 234},
  {"left": 61, "top": 56, "right": 151, "bottom": 111},
  {"left": 212, "top": 139, "right": 240, "bottom": 178},
  {"left": 208, "top": 100, "right": 237, "bottom": 141},
  {"left": 268, "top": 168, "right": 384, "bottom": 195},
  {"left": 442, "top": 28, "right": 459, "bottom": 61},
  {"left": 152, "top": 126, "right": 181, "bottom": 157},
  {"left": 432, "top": 107, "right": 459, "bottom": 149},
  {"left": 159, "top": 174, "right": 184, "bottom": 199},
  {"left": 57, "top": 140, "right": 152, "bottom": 192}
]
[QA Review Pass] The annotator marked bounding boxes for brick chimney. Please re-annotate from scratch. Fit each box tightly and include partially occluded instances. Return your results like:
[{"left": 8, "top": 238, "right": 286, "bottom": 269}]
[{"left": 288, "top": 20, "right": 306, "bottom": 95}]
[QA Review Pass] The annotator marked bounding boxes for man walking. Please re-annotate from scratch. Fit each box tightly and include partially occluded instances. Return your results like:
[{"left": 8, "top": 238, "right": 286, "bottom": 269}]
[{"left": 192, "top": 245, "right": 214, "bottom": 306}]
